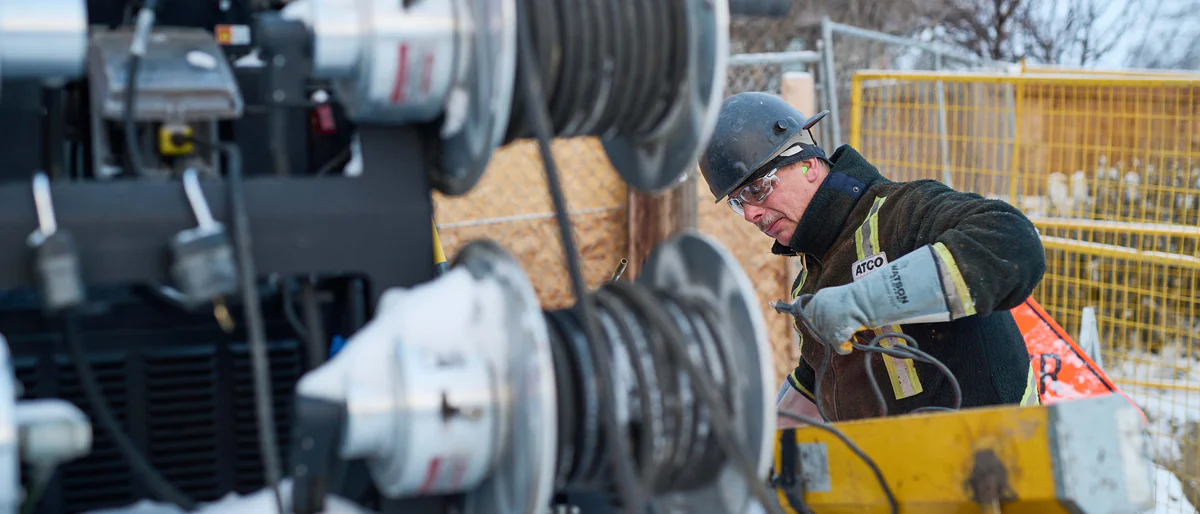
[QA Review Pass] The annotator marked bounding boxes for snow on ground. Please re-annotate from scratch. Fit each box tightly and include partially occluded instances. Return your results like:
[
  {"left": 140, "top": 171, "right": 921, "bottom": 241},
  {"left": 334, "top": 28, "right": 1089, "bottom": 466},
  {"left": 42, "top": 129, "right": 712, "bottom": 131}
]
[
  {"left": 1106, "top": 344, "right": 1200, "bottom": 513},
  {"left": 1157, "top": 464, "right": 1196, "bottom": 514}
]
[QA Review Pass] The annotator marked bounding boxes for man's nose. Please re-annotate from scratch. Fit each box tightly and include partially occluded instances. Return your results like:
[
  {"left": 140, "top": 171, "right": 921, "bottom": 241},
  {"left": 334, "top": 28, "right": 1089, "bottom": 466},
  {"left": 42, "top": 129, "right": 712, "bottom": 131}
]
[{"left": 743, "top": 204, "right": 766, "bottom": 223}]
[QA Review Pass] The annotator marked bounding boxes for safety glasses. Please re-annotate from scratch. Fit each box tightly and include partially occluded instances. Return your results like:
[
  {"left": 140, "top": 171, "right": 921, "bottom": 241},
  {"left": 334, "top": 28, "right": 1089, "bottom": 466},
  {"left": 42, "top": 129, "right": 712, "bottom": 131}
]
[{"left": 727, "top": 167, "right": 780, "bottom": 215}]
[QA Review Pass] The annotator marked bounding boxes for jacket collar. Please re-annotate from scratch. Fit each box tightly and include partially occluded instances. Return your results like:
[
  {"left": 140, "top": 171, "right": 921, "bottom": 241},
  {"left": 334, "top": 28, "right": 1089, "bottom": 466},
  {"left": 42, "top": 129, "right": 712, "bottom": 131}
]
[{"left": 770, "top": 145, "right": 889, "bottom": 257}]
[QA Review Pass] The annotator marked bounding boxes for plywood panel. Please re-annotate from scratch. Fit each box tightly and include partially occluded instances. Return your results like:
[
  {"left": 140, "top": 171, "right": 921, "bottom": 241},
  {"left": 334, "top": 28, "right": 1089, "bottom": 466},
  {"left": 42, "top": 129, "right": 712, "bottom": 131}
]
[{"left": 697, "top": 179, "right": 797, "bottom": 388}]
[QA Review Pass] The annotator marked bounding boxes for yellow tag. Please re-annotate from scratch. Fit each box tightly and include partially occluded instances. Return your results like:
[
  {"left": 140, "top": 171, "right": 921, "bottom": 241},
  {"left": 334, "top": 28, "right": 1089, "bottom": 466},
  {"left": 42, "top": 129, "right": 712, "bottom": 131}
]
[{"left": 158, "top": 125, "right": 195, "bottom": 156}]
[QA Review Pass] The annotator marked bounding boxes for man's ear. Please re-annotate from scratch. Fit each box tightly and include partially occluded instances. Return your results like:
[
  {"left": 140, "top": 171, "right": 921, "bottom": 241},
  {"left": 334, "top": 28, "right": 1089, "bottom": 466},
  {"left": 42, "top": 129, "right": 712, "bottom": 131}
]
[{"left": 803, "top": 159, "right": 821, "bottom": 183}]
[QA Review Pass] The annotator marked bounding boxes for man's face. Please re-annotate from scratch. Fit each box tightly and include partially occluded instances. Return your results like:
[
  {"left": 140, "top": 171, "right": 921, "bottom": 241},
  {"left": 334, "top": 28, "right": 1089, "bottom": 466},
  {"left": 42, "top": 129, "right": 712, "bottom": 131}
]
[{"left": 733, "top": 159, "right": 823, "bottom": 246}]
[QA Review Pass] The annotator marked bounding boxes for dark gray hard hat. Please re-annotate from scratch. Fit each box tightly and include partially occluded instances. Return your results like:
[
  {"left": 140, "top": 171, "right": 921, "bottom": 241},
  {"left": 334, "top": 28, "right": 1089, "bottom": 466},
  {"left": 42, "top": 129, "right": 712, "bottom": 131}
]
[{"left": 699, "top": 92, "right": 830, "bottom": 202}]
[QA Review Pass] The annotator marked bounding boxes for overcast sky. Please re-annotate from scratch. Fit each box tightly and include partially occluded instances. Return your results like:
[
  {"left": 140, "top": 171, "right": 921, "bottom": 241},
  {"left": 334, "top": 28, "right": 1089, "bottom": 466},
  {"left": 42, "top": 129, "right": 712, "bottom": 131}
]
[{"left": 1082, "top": 0, "right": 1200, "bottom": 70}]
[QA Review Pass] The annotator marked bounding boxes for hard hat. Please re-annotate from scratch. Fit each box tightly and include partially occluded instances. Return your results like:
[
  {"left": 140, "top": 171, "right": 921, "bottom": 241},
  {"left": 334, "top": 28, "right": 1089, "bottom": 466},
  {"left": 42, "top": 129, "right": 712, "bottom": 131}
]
[{"left": 699, "top": 92, "right": 830, "bottom": 202}]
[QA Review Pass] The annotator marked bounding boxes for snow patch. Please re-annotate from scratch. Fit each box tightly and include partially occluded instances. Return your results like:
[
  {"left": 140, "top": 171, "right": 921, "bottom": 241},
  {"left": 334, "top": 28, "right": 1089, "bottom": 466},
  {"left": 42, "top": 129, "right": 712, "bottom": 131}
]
[{"left": 1108, "top": 346, "right": 1200, "bottom": 513}]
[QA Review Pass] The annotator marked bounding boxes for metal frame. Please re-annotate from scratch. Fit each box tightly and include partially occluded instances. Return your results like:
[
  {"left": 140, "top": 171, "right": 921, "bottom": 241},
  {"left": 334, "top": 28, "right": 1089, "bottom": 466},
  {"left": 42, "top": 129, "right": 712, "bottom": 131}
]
[
  {"left": 817, "top": 16, "right": 1018, "bottom": 149},
  {"left": 727, "top": 50, "right": 820, "bottom": 67},
  {"left": 0, "top": 125, "right": 436, "bottom": 310}
]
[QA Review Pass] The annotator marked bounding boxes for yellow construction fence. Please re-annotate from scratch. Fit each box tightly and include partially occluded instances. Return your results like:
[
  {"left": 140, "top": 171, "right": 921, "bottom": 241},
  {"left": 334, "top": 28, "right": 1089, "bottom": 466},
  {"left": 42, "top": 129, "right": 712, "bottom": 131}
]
[{"left": 850, "top": 69, "right": 1200, "bottom": 511}]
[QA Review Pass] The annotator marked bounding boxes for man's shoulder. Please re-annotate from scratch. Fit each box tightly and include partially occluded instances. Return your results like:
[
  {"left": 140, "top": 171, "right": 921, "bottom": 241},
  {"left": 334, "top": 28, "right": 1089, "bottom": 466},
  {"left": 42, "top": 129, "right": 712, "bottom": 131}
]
[{"left": 869, "top": 177, "right": 985, "bottom": 203}]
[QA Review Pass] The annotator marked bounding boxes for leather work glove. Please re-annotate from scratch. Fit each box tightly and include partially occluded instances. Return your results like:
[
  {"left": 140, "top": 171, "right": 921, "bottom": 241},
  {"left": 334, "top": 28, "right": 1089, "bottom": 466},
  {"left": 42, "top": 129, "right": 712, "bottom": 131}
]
[{"left": 776, "top": 245, "right": 965, "bottom": 354}]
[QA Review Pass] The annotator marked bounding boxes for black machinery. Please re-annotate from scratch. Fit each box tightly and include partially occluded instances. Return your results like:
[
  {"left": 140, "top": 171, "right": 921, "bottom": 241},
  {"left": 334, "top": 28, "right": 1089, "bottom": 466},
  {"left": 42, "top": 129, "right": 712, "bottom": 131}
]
[{"left": 0, "top": 0, "right": 798, "bottom": 513}]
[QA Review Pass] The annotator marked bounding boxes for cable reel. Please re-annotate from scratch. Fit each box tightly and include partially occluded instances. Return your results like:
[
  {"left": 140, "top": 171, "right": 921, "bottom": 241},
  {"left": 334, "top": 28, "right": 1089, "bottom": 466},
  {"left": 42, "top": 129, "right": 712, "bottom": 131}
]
[
  {"left": 0, "top": 0, "right": 89, "bottom": 85},
  {"left": 544, "top": 231, "right": 775, "bottom": 513},
  {"left": 274, "top": 0, "right": 728, "bottom": 195},
  {"left": 292, "top": 232, "right": 774, "bottom": 514}
]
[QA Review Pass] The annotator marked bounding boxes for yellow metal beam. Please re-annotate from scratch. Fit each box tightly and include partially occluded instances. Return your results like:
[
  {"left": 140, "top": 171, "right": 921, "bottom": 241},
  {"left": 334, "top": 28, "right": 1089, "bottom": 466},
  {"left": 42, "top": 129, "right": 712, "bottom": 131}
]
[
  {"left": 849, "top": 78, "right": 863, "bottom": 149},
  {"left": 1029, "top": 217, "right": 1200, "bottom": 238},
  {"left": 770, "top": 395, "right": 1153, "bottom": 514},
  {"left": 1112, "top": 377, "right": 1200, "bottom": 393},
  {"left": 853, "top": 69, "right": 1200, "bottom": 87},
  {"left": 1019, "top": 63, "right": 1200, "bottom": 78},
  {"left": 1038, "top": 236, "right": 1200, "bottom": 270}
]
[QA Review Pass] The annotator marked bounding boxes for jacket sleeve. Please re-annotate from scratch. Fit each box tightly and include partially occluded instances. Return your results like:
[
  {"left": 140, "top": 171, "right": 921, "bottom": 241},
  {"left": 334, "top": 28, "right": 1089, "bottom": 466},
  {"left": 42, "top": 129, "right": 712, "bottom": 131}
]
[
  {"left": 883, "top": 180, "right": 1047, "bottom": 318},
  {"left": 788, "top": 359, "right": 818, "bottom": 403}
]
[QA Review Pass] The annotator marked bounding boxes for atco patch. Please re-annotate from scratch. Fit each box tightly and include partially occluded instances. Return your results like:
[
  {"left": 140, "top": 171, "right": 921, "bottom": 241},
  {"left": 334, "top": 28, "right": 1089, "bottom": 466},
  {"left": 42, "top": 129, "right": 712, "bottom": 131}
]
[{"left": 852, "top": 252, "right": 888, "bottom": 281}]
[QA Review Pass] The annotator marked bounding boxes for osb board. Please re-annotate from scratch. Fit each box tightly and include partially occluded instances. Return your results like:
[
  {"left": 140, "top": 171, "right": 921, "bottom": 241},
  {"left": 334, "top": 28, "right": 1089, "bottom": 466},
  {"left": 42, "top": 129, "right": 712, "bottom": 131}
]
[
  {"left": 437, "top": 206, "right": 629, "bottom": 311},
  {"left": 433, "top": 138, "right": 627, "bottom": 225},
  {"left": 433, "top": 136, "right": 629, "bottom": 310},
  {"left": 696, "top": 179, "right": 797, "bottom": 389}
]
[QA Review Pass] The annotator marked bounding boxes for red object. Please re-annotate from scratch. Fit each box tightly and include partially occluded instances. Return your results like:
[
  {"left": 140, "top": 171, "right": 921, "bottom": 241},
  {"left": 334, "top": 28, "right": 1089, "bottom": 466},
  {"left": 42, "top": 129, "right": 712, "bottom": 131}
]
[
  {"left": 313, "top": 104, "right": 337, "bottom": 135},
  {"left": 390, "top": 43, "right": 409, "bottom": 105},
  {"left": 214, "top": 25, "right": 233, "bottom": 45},
  {"left": 1010, "top": 297, "right": 1145, "bottom": 424}
]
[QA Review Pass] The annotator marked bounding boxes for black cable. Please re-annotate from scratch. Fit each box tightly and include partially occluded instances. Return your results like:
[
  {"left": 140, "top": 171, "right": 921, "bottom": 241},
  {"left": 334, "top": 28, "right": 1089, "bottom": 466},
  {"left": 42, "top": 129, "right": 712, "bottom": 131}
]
[
  {"left": 860, "top": 336, "right": 890, "bottom": 418},
  {"left": 589, "top": 290, "right": 660, "bottom": 490},
  {"left": 62, "top": 313, "right": 197, "bottom": 510},
  {"left": 221, "top": 142, "right": 286, "bottom": 514},
  {"left": 314, "top": 146, "right": 352, "bottom": 176},
  {"left": 299, "top": 278, "right": 327, "bottom": 368},
  {"left": 505, "top": 0, "right": 687, "bottom": 142},
  {"left": 548, "top": 281, "right": 785, "bottom": 512},
  {"left": 776, "top": 408, "right": 898, "bottom": 514},
  {"left": 513, "top": 1, "right": 646, "bottom": 511},
  {"left": 852, "top": 334, "right": 963, "bottom": 415},
  {"left": 122, "top": 0, "right": 161, "bottom": 177},
  {"left": 42, "top": 87, "right": 66, "bottom": 179},
  {"left": 856, "top": 331, "right": 922, "bottom": 418},
  {"left": 678, "top": 303, "right": 736, "bottom": 486},
  {"left": 180, "top": 134, "right": 288, "bottom": 512},
  {"left": 608, "top": 282, "right": 784, "bottom": 514},
  {"left": 793, "top": 295, "right": 834, "bottom": 422},
  {"left": 281, "top": 276, "right": 309, "bottom": 341},
  {"left": 790, "top": 294, "right": 964, "bottom": 419}
]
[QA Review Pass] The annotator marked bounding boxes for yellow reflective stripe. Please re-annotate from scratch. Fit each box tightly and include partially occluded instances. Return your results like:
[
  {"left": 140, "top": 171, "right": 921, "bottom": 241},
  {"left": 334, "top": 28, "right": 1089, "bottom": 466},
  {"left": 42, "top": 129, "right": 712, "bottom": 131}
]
[
  {"left": 787, "top": 370, "right": 817, "bottom": 403},
  {"left": 791, "top": 264, "right": 808, "bottom": 299},
  {"left": 868, "top": 197, "right": 885, "bottom": 254},
  {"left": 1020, "top": 362, "right": 1040, "bottom": 406},
  {"left": 855, "top": 196, "right": 888, "bottom": 259},
  {"left": 854, "top": 224, "right": 867, "bottom": 260},
  {"left": 871, "top": 325, "right": 925, "bottom": 399},
  {"left": 932, "top": 242, "right": 977, "bottom": 317},
  {"left": 790, "top": 259, "right": 810, "bottom": 350},
  {"left": 855, "top": 196, "right": 922, "bottom": 400}
]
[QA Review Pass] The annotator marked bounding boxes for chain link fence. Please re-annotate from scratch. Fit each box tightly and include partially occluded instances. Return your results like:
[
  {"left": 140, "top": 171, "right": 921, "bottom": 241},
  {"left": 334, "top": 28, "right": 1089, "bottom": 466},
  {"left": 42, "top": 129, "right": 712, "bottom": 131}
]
[
  {"left": 815, "top": 17, "right": 1016, "bottom": 152},
  {"left": 852, "top": 69, "right": 1200, "bottom": 512}
]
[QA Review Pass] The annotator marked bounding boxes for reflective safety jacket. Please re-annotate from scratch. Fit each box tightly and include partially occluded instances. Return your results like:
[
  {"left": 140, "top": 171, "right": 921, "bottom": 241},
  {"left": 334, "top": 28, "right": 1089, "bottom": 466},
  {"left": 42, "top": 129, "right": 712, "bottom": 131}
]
[{"left": 775, "top": 145, "right": 1044, "bottom": 421}]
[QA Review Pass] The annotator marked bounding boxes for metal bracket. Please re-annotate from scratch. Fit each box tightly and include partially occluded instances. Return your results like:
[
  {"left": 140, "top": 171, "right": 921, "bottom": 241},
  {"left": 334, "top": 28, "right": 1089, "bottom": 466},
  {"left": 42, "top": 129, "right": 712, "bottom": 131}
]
[
  {"left": 967, "top": 449, "right": 1018, "bottom": 508},
  {"left": 796, "top": 443, "right": 831, "bottom": 493}
]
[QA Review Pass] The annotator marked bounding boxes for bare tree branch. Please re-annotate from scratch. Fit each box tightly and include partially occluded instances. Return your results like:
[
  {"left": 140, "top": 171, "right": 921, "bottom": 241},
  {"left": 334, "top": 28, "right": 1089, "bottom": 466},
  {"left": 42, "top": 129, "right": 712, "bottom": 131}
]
[{"left": 925, "top": 0, "right": 1154, "bottom": 66}]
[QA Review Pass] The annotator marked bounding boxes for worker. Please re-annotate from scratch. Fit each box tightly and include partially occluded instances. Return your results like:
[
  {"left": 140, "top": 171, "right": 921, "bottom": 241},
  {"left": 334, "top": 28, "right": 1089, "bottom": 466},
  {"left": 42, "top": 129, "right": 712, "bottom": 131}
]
[{"left": 698, "top": 92, "right": 1045, "bottom": 423}]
